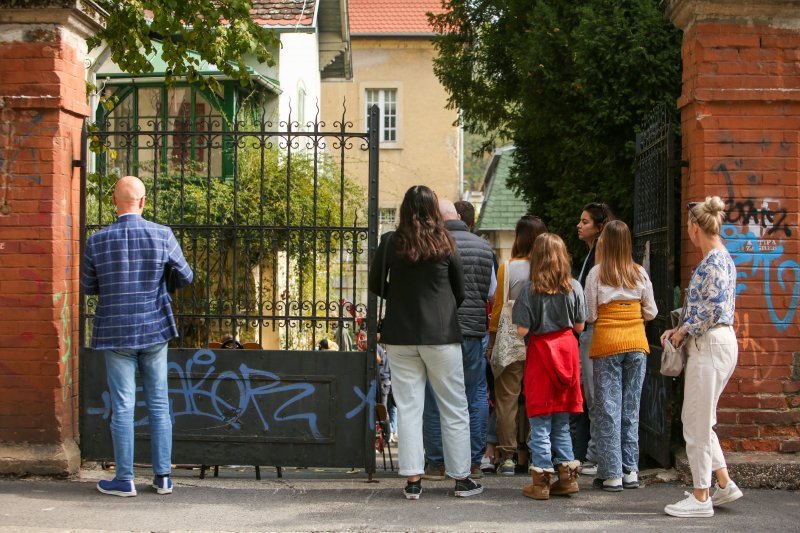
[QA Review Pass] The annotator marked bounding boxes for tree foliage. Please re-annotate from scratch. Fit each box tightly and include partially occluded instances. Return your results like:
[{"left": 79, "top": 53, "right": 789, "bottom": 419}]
[
  {"left": 90, "top": 1, "right": 280, "bottom": 89},
  {"left": 430, "top": 0, "right": 682, "bottom": 254}
]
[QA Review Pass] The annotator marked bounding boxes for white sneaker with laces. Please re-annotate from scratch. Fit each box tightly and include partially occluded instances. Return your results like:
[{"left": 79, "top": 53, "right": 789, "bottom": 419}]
[
  {"left": 579, "top": 460, "right": 598, "bottom": 476},
  {"left": 711, "top": 480, "right": 743, "bottom": 506},
  {"left": 664, "top": 491, "right": 714, "bottom": 518}
]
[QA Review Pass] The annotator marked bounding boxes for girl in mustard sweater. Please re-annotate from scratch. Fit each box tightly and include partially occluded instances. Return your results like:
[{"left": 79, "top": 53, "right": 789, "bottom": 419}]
[{"left": 585, "top": 220, "right": 657, "bottom": 492}]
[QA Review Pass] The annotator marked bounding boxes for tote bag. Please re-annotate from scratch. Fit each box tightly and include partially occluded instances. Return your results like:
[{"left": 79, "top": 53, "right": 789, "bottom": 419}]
[{"left": 491, "top": 261, "right": 527, "bottom": 377}]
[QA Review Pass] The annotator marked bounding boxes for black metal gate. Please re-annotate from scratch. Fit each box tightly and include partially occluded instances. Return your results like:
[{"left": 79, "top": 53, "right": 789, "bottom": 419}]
[
  {"left": 633, "top": 103, "right": 682, "bottom": 467},
  {"left": 79, "top": 103, "right": 381, "bottom": 472}
]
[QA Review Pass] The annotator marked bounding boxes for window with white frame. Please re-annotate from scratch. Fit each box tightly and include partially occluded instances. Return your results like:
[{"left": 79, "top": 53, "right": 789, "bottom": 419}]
[
  {"left": 365, "top": 89, "right": 397, "bottom": 143},
  {"left": 379, "top": 207, "right": 397, "bottom": 232}
]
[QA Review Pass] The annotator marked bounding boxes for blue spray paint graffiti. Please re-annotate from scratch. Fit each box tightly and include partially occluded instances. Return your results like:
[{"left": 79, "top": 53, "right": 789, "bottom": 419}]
[
  {"left": 715, "top": 161, "right": 799, "bottom": 332},
  {"left": 85, "top": 349, "right": 375, "bottom": 440},
  {"left": 722, "top": 224, "right": 800, "bottom": 331}
]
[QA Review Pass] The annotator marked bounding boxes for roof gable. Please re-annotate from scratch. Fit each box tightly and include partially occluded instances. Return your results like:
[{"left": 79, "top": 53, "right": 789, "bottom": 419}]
[
  {"left": 474, "top": 147, "right": 529, "bottom": 232},
  {"left": 348, "top": 0, "right": 442, "bottom": 35}
]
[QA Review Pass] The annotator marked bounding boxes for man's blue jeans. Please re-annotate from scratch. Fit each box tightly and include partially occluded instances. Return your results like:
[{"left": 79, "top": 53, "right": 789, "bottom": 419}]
[
  {"left": 104, "top": 342, "right": 172, "bottom": 481},
  {"left": 528, "top": 412, "right": 574, "bottom": 469},
  {"left": 423, "top": 336, "right": 488, "bottom": 467}
]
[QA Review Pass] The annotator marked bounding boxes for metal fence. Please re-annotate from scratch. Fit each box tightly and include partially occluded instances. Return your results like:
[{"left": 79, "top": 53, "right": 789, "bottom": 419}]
[
  {"left": 633, "top": 103, "right": 683, "bottom": 467},
  {"left": 79, "top": 104, "right": 381, "bottom": 473}
]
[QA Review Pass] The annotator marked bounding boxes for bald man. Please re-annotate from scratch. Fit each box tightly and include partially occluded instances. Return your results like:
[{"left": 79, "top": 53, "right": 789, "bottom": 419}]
[
  {"left": 81, "top": 176, "right": 193, "bottom": 497},
  {"left": 422, "top": 199, "right": 495, "bottom": 480}
]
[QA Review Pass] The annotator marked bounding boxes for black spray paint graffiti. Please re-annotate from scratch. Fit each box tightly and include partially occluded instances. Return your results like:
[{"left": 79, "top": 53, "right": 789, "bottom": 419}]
[
  {"left": 716, "top": 162, "right": 792, "bottom": 237},
  {"left": 85, "top": 349, "right": 376, "bottom": 438}
]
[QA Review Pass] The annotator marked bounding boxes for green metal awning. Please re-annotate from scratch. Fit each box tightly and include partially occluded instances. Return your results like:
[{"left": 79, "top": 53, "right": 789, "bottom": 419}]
[{"left": 97, "top": 40, "right": 281, "bottom": 94}]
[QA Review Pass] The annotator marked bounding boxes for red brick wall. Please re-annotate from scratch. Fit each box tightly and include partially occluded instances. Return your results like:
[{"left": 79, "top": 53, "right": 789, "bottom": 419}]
[
  {"left": 678, "top": 22, "right": 800, "bottom": 453},
  {"left": 0, "top": 29, "right": 88, "bottom": 445}
]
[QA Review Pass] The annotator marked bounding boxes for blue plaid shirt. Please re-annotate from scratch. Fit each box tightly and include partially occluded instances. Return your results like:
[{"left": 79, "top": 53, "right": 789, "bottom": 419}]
[{"left": 81, "top": 214, "right": 194, "bottom": 350}]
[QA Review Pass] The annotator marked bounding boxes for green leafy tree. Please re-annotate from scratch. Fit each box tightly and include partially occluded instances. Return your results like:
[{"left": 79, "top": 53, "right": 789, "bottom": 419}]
[
  {"left": 430, "top": 0, "right": 682, "bottom": 253},
  {"left": 89, "top": 1, "right": 280, "bottom": 89}
]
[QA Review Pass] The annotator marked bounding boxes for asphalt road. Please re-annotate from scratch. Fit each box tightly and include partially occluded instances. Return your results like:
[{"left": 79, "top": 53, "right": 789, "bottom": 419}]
[{"left": 0, "top": 464, "right": 797, "bottom": 532}]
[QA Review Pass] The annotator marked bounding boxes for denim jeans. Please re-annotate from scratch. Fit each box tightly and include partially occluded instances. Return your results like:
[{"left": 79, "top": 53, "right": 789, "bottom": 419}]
[
  {"left": 592, "top": 351, "right": 646, "bottom": 479},
  {"left": 528, "top": 413, "right": 574, "bottom": 469},
  {"left": 386, "top": 343, "right": 471, "bottom": 479},
  {"left": 571, "top": 324, "right": 597, "bottom": 462},
  {"left": 423, "top": 336, "right": 488, "bottom": 467},
  {"left": 104, "top": 342, "right": 172, "bottom": 481}
]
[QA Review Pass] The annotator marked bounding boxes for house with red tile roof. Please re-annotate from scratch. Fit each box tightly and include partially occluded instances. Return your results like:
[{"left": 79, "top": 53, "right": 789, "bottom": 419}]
[
  {"left": 91, "top": 0, "right": 351, "bottom": 135},
  {"left": 321, "top": 0, "right": 461, "bottom": 229}
]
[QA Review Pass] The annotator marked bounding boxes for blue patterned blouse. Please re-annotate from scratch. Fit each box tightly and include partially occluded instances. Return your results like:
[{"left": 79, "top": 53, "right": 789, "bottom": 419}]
[{"left": 682, "top": 248, "right": 737, "bottom": 337}]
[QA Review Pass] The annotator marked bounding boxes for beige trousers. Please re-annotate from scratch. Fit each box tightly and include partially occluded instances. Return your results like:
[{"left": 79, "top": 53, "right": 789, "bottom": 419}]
[
  {"left": 494, "top": 360, "right": 524, "bottom": 460},
  {"left": 682, "top": 325, "right": 738, "bottom": 489}
]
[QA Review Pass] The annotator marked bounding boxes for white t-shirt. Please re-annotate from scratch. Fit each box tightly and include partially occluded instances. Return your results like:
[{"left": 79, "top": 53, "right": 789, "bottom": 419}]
[{"left": 584, "top": 264, "right": 658, "bottom": 324}]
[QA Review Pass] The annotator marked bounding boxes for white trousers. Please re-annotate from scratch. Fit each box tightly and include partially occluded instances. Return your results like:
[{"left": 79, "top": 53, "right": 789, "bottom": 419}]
[
  {"left": 386, "top": 343, "right": 471, "bottom": 479},
  {"left": 682, "top": 325, "right": 738, "bottom": 489}
]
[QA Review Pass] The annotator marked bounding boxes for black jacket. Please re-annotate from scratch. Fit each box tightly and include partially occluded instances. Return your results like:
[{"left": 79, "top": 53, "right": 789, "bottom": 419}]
[
  {"left": 445, "top": 219, "right": 494, "bottom": 337},
  {"left": 369, "top": 231, "right": 465, "bottom": 345}
]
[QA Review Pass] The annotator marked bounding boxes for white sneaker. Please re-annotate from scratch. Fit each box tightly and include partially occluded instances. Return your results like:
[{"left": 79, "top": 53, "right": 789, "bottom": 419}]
[
  {"left": 711, "top": 480, "right": 743, "bottom": 506},
  {"left": 479, "top": 455, "right": 496, "bottom": 474},
  {"left": 602, "top": 477, "right": 623, "bottom": 492},
  {"left": 622, "top": 471, "right": 639, "bottom": 489},
  {"left": 389, "top": 433, "right": 398, "bottom": 444},
  {"left": 579, "top": 460, "right": 598, "bottom": 476},
  {"left": 664, "top": 491, "right": 714, "bottom": 518}
]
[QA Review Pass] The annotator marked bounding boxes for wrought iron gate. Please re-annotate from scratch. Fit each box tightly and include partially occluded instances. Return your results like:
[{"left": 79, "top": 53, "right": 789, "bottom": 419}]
[
  {"left": 79, "top": 104, "right": 381, "bottom": 472},
  {"left": 633, "top": 104, "right": 682, "bottom": 467}
]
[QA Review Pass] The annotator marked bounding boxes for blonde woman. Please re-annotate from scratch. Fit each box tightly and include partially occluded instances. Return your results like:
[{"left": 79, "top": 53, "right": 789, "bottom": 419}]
[
  {"left": 585, "top": 220, "right": 657, "bottom": 492},
  {"left": 661, "top": 197, "right": 742, "bottom": 518}
]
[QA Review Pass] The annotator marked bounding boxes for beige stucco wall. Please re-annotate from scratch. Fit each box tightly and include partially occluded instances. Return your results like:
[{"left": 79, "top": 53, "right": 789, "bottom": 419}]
[{"left": 321, "top": 37, "right": 461, "bottom": 216}]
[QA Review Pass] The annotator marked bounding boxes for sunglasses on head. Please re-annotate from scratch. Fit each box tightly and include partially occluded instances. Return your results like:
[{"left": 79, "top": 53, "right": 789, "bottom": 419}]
[{"left": 687, "top": 201, "right": 699, "bottom": 210}]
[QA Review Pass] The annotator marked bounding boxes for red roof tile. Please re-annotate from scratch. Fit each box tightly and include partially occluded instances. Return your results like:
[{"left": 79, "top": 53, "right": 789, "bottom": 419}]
[
  {"left": 348, "top": 0, "right": 443, "bottom": 35},
  {"left": 250, "top": 0, "right": 316, "bottom": 27}
]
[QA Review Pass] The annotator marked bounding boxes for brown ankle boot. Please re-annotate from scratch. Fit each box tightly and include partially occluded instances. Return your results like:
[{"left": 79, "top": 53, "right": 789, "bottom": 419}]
[
  {"left": 550, "top": 460, "right": 580, "bottom": 496},
  {"left": 522, "top": 467, "right": 553, "bottom": 500}
]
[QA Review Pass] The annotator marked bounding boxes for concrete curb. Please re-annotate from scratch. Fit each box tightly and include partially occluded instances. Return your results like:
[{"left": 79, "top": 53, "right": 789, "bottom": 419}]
[
  {"left": 0, "top": 440, "right": 80, "bottom": 476},
  {"left": 674, "top": 448, "right": 800, "bottom": 489}
]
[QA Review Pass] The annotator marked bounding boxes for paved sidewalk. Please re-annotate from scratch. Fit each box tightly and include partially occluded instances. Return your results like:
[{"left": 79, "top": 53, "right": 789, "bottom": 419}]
[{"left": 0, "top": 463, "right": 797, "bottom": 532}]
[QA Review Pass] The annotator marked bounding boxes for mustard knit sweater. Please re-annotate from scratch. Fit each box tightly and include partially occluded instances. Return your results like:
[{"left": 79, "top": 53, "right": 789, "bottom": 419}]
[{"left": 589, "top": 300, "right": 650, "bottom": 358}]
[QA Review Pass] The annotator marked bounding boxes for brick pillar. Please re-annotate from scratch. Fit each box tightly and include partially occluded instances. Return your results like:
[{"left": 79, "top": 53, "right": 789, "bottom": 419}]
[
  {"left": 0, "top": 0, "right": 103, "bottom": 474},
  {"left": 668, "top": 0, "right": 800, "bottom": 454}
]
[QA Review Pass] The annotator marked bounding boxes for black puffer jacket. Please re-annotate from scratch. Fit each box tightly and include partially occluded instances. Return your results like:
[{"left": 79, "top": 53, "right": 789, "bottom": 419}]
[{"left": 445, "top": 220, "right": 494, "bottom": 337}]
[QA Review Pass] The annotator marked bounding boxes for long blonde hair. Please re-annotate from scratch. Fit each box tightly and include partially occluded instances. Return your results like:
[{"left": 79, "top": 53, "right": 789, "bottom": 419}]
[
  {"left": 530, "top": 233, "right": 573, "bottom": 295},
  {"left": 596, "top": 220, "right": 641, "bottom": 289}
]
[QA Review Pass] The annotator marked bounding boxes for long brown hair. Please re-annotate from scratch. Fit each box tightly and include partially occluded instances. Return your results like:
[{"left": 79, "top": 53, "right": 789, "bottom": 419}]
[
  {"left": 511, "top": 215, "right": 548, "bottom": 258},
  {"left": 596, "top": 220, "right": 642, "bottom": 289},
  {"left": 394, "top": 185, "right": 455, "bottom": 263},
  {"left": 530, "top": 233, "right": 573, "bottom": 295}
]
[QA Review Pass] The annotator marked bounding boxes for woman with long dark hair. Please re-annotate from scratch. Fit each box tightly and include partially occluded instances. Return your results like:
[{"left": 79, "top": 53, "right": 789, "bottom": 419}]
[
  {"left": 369, "top": 185, "right": 483, "bottom": 500},
  {"left": 486, "top": 215, "right": 548, "bottom": 475},
  {"left": 573, "top": 202, "right": 614, "bottom": 475}
]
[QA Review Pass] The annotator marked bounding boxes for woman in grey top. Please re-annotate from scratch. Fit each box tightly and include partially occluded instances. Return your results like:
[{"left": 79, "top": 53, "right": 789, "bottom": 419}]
[
  {"left": 661, "top": 196, "right": 742, "bottom": 518},
  {"left": 487, "top": 215, "right": 547, "bottom": 475}
]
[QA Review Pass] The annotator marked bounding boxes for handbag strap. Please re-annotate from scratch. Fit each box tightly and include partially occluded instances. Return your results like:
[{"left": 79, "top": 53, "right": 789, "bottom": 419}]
[
  {"left": 503, "top": 260, "right": 511, "bottom": 304},
  {"left": 377, "top": 233, "right": 392, "bottom": 321}
]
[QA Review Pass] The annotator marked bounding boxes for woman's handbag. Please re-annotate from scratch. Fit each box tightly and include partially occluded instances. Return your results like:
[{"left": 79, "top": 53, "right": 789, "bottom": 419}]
[
  {"left": 660, "top": 338, "right": 685, "bottom": 377},
  {"left": 491, "top": 261, "right": 527, "bottom": 377},
  {"left": 660, "top": 290, "right": 687, "bottom": 377}
]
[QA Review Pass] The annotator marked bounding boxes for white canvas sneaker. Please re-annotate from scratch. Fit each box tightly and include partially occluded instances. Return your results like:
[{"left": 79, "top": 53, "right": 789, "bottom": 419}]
[
  {"left": 711, "top": 480, "right": 743, "bottom": 506},
  {"left": 664, "top": 491, "right": 714, "bottom": 518}
]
